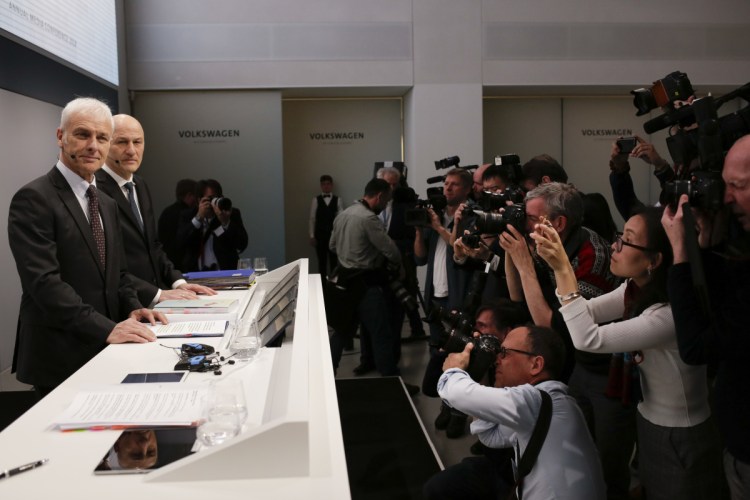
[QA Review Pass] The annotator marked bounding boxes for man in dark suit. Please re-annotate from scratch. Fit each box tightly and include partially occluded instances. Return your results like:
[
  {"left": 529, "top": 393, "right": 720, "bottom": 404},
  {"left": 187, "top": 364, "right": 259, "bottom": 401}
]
[
  {"left": 8, "top": 97, "right": 164, "bottom": 396},
  {"left": 158, "top": 178, "right": 198, "bottom": 268},
  {"left": 177, "top": 179, "right": 249, "bottom": 271},
  {"left": 96, "top": 114, "right": 215, "bottom": 306}
]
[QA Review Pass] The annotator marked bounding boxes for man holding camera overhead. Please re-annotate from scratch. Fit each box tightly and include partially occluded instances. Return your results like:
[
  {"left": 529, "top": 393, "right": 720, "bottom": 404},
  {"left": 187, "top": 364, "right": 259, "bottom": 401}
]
[{"left": 177, "top": 178, "right": 248, "bottom": 271}]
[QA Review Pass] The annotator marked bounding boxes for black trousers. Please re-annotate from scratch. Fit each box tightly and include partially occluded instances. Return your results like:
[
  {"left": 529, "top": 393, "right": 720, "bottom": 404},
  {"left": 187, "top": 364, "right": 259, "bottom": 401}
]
[
  {"left": 423, "top": 449, "right": 514, "bottom": 500},
  {"left": 315, "top": 236, "right": 336, "bottom": 280}
]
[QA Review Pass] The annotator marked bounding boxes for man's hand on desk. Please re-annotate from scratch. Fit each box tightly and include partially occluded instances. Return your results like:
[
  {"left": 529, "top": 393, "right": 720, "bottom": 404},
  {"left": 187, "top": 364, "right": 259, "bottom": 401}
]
[
  {"left": 159, "top": 283, "right": 218, "bottom": 301},
  {"left": 178, "top": 282, "right": 217, "bottom": 296},
  {"left": 107, "top": 316, "right": 159, "bottom": 344}
]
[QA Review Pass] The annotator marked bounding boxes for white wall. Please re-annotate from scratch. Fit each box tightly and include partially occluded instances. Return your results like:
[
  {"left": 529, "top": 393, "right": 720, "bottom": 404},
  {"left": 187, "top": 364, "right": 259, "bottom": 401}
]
[
  {"left": 0, "top": 89, "right": 62, "bottom": 372},
  {"left": 482, "top": 0, "right": 750, "bottom": 88},
  {"left": 483, "top": 96, "right": 674, "bottom": 228},
  {"left": 282, "top": 98, "right": 402, "bottom": 270},
  {"left": 124, "top": 0, "right": 413, "bottom": 91},
  {"left": 133, "top": 90, "right": 285, "bottom": 268}
]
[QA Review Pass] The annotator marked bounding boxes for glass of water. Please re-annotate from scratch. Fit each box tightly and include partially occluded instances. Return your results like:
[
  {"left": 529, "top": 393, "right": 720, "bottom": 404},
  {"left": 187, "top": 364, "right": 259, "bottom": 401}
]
[
  {"left": 230, "top": 318, "right": 260, "bottom": 362},
  {"left": 237, "top": 257, "right": 252, "bottom": 270},
  {"left": 197, "top": 379, "right": 248, "bottom": 447},
  {"left": 253, "top": 257, "right": 268, "bottom": 276}
]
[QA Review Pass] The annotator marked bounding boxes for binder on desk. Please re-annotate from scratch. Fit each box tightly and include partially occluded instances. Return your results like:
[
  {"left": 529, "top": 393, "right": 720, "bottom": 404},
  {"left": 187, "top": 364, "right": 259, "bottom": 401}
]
[{"left": 183, "top": 269, "right": 256, "bottom": 290}]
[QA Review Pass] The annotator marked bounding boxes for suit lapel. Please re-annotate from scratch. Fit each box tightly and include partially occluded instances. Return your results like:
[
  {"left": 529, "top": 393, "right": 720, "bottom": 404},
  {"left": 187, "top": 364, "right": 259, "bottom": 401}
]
[
  {"left": 99, "top": 172, "right": 146, "bottom": 241},
  {"left": 48, "top": 168, "right": 106, "bottom": 278}
]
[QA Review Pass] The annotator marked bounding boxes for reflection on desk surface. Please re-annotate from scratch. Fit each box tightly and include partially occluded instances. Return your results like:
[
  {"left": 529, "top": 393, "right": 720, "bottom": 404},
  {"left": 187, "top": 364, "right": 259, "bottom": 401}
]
[{"left": 94, "top": 428, "right": 197, "bottom": 475}]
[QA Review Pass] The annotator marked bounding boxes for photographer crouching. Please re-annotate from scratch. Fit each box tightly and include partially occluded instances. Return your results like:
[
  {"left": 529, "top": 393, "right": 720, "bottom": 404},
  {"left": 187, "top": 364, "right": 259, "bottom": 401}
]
[
  {"left": 327, "top": 178, "right": 419, "bottom": 394},
  {"left": 661, "top": 135, "right": 750, "bottom": 499},
  {"left": 425, "top": 325, "right": 606, "bottom": 500}
]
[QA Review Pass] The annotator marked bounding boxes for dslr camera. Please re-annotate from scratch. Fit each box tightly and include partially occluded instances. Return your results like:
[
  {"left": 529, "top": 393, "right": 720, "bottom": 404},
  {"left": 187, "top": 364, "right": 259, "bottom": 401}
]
[
  {"left": 462, "top": 202, "right": 526, "bottom": 235},
  {"left": 427, "top": 303, "right": 501, "bottom": 382},
  {"left": 210, "top": 196, "right": 232, "bottom": 211}
]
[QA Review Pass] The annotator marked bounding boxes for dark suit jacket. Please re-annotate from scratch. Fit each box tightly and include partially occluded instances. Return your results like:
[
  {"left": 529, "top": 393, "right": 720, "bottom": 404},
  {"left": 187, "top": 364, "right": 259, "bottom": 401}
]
[
  {"left": 96, "top": 170, "right": 183, "bottom": 305},
  {"left": 158, "top": 200, "right": 191, "bottom": 268},
  {"left": 9, "top": 166, "right": 143, "bottom": 388},
  {"left": 176, "top": 207, "right": 249, "bottom": 272}
]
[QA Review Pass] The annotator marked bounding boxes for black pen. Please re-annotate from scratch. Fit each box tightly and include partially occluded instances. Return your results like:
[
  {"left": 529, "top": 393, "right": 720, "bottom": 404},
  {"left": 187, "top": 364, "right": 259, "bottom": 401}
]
[{"left": 0, "top": 458, "right": 49, "bottom": 480}]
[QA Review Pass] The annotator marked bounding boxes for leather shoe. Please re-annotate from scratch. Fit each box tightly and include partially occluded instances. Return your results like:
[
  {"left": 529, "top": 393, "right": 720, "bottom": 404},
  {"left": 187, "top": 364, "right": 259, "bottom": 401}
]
[
  {"left": 446, "top": 413, "right": 468, "bottom": 439},
  {"left": 434, "top": 403, "right": 451, "bottom": 430},
  {"left": 352, "top": 363, "right": 375, "bottom": 376}
]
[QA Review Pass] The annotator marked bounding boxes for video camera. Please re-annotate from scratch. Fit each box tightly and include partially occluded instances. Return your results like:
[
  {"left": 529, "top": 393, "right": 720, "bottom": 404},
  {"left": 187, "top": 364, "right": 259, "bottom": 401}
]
[
  {"left": 404, "top": 188, "right": 448, "bottom": 227},
  {"left": 631, "top": 71, "right": 695, "bottom": 117},
  {"left": 407, "top": 155, "right": 479, "bottom": 227},
  {"left": 631, "top": 72, "right": 750, "bottom": 211}
]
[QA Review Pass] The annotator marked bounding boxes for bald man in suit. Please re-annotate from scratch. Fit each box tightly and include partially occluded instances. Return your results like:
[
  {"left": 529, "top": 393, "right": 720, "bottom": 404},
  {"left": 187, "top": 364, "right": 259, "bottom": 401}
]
[
  {"left": 8, "top": 98, "right": 163, "bottom": 395},
  {"left": 95, "top": 114, "right": 215, "bottom": 306}
]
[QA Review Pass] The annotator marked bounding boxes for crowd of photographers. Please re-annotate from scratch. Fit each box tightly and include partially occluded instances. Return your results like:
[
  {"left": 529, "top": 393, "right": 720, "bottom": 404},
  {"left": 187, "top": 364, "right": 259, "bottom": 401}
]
[{"left": 324, "top": 71, "right": 750, "bottom": 499}]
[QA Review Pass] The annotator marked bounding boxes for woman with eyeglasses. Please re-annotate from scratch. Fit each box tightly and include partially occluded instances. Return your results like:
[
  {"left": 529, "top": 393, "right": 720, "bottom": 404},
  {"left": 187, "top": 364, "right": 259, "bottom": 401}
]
[{"left": 531, "top": 206, "right": 722, "bottom": 500}]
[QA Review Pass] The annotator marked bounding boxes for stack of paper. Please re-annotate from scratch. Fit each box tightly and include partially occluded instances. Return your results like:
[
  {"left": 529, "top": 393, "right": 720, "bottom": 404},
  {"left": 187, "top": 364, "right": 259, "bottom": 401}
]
[
  {"left": 147, "top": 319, "right": 228, "bottom": 338},
  {"left": 154, "top": 297, "right": 239, "bottom": 314},
  {"left": 53, "top": 384, "right": 209, "bottom": 431}
]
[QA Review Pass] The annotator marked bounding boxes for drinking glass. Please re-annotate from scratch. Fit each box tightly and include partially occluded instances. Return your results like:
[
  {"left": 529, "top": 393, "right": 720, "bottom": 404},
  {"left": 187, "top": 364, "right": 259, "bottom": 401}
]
[
  {"left": 237, "top": 257, "right": 252, "bottom": 270},
  {"left": 253, "top": 257, "right": 268, "bottom": 276},
  {"left": 197, "top": 379, "right": 248, "bottom": 446},
  {"left": 230, "top": 318, "right": 260, "bottom": 362}
]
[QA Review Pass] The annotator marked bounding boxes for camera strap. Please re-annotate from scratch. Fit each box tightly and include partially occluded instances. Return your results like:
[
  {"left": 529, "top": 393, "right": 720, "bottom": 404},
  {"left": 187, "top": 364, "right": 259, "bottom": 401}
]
[{"left": 508, "top": 389, "right": 552, "bottom": 500}]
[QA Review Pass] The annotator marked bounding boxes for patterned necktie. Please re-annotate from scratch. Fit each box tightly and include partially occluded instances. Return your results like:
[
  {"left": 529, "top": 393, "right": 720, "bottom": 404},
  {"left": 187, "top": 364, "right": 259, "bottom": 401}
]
[
  {"left": 124, "top": 181, "right": 144, "bottom": 232},
  {"left": 86, "top": 185, "right": 106, "bottom": 268}
]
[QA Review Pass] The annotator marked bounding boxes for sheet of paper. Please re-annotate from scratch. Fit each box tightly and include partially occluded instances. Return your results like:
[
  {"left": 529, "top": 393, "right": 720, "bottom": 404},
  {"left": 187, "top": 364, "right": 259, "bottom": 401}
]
[
  {"left": 53, "top": 384, "right": 209, "bottom": 430},
  {"left": 148, "top": 320, "right": 228, "bottom": 338}
]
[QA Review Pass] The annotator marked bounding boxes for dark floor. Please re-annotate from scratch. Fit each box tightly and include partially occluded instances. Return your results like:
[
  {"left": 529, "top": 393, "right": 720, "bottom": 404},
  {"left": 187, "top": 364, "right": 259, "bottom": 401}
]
[{"left": 334, "top": 324, "right": 476, "bottom": 470}]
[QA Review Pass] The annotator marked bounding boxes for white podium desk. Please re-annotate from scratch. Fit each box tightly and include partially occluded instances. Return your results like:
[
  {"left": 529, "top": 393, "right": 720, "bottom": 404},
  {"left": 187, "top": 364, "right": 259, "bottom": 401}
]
[{"left": 0, "top": 260, "right": 351, "bottom": 499}]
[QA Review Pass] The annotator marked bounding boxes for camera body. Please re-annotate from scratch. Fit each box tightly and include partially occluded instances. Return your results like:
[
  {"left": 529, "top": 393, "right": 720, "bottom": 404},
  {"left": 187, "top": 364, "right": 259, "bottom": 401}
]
[
  {"left": 470, "top": 203, "right": 526, "bottom": 235},
  {"left": 427, "top": 303, "right": 501, "bottom": 382},
  {"left": 476, "top": 186, "right": 525, "bottom": 211},
  {"left": 663, "top": 173, "right": 725, "bottom": 212},
  {"left": 210, "top": 196, "right": 232, "bottom": 211},
  {"left": 405, "top": 190, "right": 448, "bottom": 227},
  {"left": 616, "top": 137, "right": 638, "bottom": 155}
]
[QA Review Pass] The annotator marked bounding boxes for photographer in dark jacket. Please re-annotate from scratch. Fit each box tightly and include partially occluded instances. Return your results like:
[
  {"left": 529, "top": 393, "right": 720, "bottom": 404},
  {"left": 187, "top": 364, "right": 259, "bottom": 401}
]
[
  {"left": 662, "top": 134, "right": 750, "bottom": 499},
  {"left": 176, "top": 179, "right": 248, "bottom": 271},
  {"left": 609, "top": 135, "right": 675, "bottom": 220}
]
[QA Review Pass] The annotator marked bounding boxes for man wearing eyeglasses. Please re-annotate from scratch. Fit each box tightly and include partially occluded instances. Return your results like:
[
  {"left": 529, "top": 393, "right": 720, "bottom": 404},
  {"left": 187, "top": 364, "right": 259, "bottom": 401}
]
[
  {"left": 430, "top": 325, "right": 605, "bottom": 500},
  {"left": 499, "top": 182, "right": 634, "bottom": 500}
]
